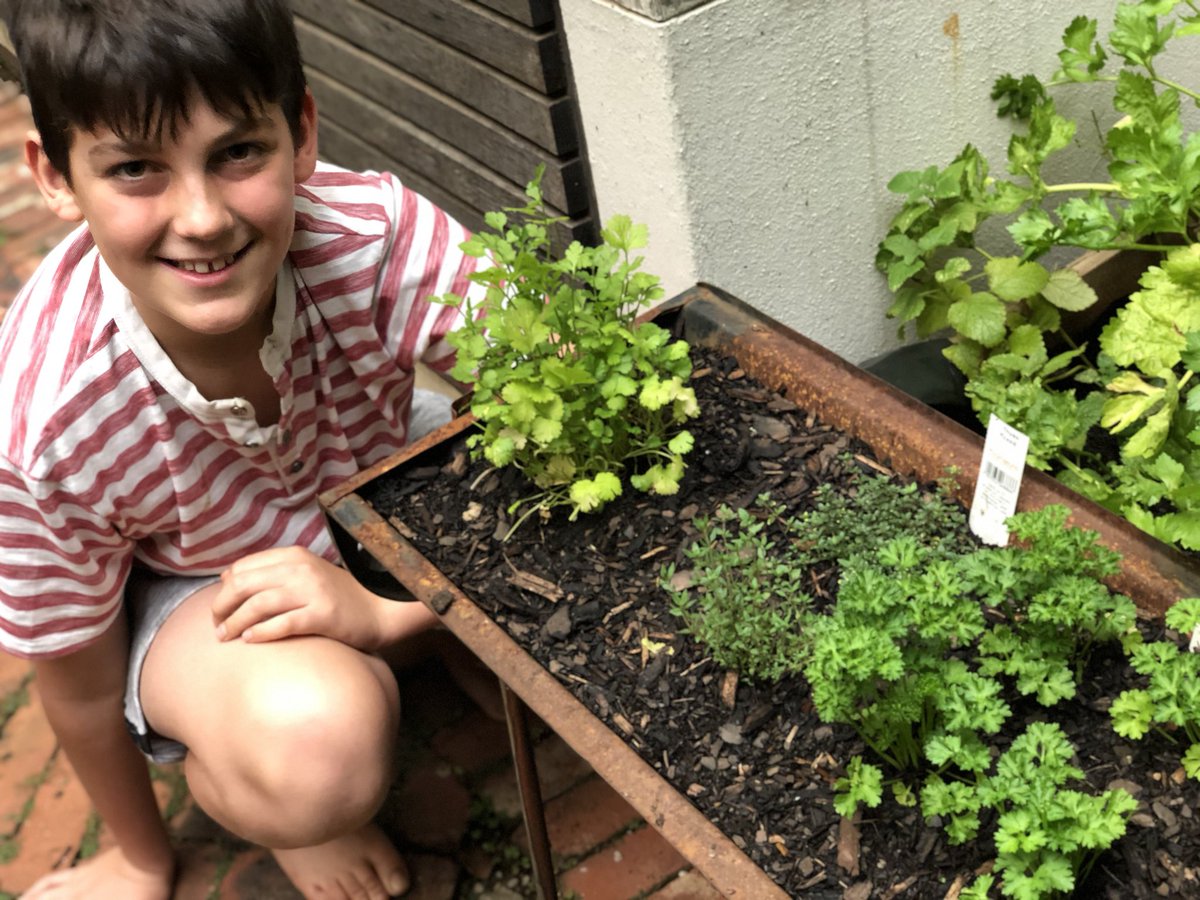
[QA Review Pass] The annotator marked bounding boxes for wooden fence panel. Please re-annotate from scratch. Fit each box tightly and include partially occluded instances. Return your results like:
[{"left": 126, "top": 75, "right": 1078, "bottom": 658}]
[
  {"left": 473, "top": 0, "right": 555, "bottom": 28},
  {"left": 292, "top": 0, "right": 577, "bottom": 155},
  {"left": 293, "top": 0, "right": 595, "bottom": 248},
  {"left": 358, "top": 0, "right": 565, "bottom": 94},
  {"left": 319, "top": 119, "right": 592, "bottom": 251},
  {"left": 298, "top": 22, "right": 587, "bottom": 215}
]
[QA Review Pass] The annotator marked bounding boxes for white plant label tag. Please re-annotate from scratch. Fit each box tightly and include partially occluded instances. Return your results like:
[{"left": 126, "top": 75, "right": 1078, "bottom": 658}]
[
  {"left": 969, "top": 415, "right": 1030, "bottom": 547},
  {"left": 1190, "top": 627, "right": 1200, "bottom": 654}
]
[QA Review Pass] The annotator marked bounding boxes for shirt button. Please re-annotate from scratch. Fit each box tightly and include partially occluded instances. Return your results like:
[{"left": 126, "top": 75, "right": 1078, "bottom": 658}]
[
  {"left": 289, "top": 460, "right": 304, "bottom": 474},
  {"left": 231, "top": 402, "right": 250, "bottom": 417},
  {"left": 245, "top": 440, "right": 261, "bottom": 448}
]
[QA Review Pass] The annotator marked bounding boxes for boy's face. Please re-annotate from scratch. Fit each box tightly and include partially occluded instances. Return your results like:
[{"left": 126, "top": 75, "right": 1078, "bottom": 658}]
[{"left": 27, "top": 90, "right": 318, "bottom": 351}]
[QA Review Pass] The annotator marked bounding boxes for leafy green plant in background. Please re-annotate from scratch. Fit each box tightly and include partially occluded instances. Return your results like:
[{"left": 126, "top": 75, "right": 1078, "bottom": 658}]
[
  {"left": 439, "top": 172, "right": 698, "bottom": 530},
  {"left": 1110, "top": 596, "right": 1200, "bottom": 777},
  {"left": 876, "top": 1, "right": 1200, "bottom": 551}
]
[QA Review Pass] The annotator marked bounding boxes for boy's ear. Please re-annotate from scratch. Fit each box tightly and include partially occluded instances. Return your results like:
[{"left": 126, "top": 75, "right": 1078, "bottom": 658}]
[
  {"left": 292, "top": 89, "right": 319, "bottom": 183},
  {"left": 25, "top": 132, "right": 83, "bottom": 223}
]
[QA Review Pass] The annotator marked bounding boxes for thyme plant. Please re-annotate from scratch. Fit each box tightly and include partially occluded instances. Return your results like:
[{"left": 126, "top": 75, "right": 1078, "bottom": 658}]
[{"left": 662, "top": 498, "right": 809, "bottom": 682}]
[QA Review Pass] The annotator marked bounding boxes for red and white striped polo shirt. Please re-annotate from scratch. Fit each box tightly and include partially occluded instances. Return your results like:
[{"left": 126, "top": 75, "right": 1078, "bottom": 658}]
[{"left": 0, "top": 162, "right": 480, "bottom": 659}]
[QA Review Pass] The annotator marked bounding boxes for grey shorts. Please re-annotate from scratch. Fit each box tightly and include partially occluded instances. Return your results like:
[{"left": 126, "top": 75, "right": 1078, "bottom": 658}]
[{"left": 123, "top": 569, "right": 220, "bottom": 764}]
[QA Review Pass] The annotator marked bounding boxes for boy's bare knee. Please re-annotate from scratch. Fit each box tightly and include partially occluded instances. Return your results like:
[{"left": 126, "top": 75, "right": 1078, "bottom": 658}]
[{"left": 196, "top": 648, "right": 398, "bottom": 846}]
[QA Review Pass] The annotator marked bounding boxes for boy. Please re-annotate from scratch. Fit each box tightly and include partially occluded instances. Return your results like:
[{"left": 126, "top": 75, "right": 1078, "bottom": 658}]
[{"left": 0, "top": 1, "right": 486, "bottom": 897}]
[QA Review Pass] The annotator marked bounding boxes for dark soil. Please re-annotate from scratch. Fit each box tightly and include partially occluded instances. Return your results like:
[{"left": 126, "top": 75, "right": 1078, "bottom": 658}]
[{"left": 362, "top": 350, "right": 1200, "bottom": 899}]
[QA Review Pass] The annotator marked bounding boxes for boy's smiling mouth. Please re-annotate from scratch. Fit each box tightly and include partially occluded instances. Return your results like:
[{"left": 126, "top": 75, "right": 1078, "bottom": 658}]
[{"left": 162, "top": 243, "right": 252, "bottom": 274}]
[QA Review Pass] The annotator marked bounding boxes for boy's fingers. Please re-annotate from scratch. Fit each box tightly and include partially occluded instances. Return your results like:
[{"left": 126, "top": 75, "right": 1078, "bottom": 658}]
[
  {"left": 240, "top": 608, "right": 312, "bottom": 643},
  {"left": 216, "top": 588, "right": 301, "bottom": 640},
  {"left": 212, "top": 565, "right": 295, "bottom": 621}
]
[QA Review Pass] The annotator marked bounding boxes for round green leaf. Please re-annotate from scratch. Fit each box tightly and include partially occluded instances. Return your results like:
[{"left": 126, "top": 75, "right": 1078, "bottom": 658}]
[
  {"left": 1008, "top": 324, "right": 1046, "bottom": 359},
  {"left": 948, "top": 292, "right": 1008, "bottom": 347},
  {"left": 985, "top": 257, "right": 1050, "bottom": 301},
  {"left": 1041, "top": 268, "right": 1099, "bottom": 311}
]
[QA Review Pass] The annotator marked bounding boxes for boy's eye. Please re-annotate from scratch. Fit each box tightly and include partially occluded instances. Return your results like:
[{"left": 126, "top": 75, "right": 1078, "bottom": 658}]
[
  {"left": 221, "top": 142, "right": 262, "bottom": 163},
  {"left": 108, "top": 160, "right": 149, "bottom": 180}
]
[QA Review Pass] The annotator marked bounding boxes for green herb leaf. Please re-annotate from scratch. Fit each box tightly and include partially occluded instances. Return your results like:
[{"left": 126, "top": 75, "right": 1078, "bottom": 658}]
[
  {"left": 833, "top": 756, "right": 884, "bottom": 817},
  {"left": 1056, "top": 16, "right": 1108, "bottom": 82},
  {"left": 986, "top": 258, "right": 1050, "bottom": 302},
  {"left": 948, "top": 292, "right": 1008, "bottom": 347},
  {"left": 1040, "top": 267, "right": 1098, "bottom": 311}
]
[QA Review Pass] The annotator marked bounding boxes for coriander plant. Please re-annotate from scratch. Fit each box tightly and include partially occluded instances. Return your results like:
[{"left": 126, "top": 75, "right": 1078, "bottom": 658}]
[
  {"left": 876, "top": 1, "right": 1200, "bottom": 551},
  {"left": 438, "top": 173, "right": 699, "bottom": 528}
]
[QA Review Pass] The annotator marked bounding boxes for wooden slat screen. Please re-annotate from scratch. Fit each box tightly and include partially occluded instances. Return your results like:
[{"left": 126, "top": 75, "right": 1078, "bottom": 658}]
[{"left": 293, "top": 0, "right": 595, "bottom": 249}]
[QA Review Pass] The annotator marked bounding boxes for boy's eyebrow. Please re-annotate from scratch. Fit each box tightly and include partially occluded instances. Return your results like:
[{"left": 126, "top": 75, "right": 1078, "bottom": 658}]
[{"left": 85, "top": 115, "right": 273, "bottom": 159}]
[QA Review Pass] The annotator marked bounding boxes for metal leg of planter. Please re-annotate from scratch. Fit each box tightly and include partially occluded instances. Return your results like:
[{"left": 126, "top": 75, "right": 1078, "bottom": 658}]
[{"left": 501, "top": 680, "right": 558, "bottom": 900}]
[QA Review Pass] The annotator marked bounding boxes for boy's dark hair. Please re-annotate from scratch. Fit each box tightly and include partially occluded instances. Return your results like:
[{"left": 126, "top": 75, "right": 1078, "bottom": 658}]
[{"left": 7, "top": 0, "right": 307, "bottom": 180}]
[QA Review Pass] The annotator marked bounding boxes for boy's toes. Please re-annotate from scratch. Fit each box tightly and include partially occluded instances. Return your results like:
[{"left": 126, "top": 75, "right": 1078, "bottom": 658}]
[
  {"left": 363, "top": 832, "right": 408, "bottom": 896},
  {"left": 271, "top": 824, "right": 408, "bottom": 900},
  {"left": 384, "top": 866, "right": 409, "bottom": 897}
]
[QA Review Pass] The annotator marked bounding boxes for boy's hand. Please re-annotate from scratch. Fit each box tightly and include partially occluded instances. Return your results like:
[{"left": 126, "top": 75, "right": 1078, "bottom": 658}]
[{"left": 213, "top": 547, "right": 393, "bottom": 650}]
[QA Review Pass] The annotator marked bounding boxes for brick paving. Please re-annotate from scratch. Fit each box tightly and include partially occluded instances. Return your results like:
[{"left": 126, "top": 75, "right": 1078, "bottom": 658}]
[{"left": 0, "top": 85, "right": 722, "bottom": 899}]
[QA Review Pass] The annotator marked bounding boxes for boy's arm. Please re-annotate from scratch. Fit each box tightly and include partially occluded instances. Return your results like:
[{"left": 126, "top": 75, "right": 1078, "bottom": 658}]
[{"left": 31, "top": 614, "right": 175, "bottom": 882}]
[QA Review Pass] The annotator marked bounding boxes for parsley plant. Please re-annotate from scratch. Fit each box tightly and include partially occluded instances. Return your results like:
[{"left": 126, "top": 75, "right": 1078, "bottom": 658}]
[
  {"left": 923, "top": 721, "right": 1137, "bottom": 900},
  {"left": 1110, "top": 596, "right": 1200, "bottom": 778}
]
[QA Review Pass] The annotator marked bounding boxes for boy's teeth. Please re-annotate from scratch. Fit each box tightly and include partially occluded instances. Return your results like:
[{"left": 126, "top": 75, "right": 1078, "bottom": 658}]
[{"left": 178, "top": 253, "right": 237, "bottom": 274}]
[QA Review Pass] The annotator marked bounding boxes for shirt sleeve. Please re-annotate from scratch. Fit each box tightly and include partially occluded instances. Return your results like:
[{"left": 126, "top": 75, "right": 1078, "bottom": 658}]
[
  {"left": 0, "top": 453, "right": 132, "bottom": 659},
  {"left": 373, "top": 172, "right": 486, "bottom": 375}
]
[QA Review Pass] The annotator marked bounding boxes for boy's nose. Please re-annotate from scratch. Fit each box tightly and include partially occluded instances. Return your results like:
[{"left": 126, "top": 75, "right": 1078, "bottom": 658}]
[{"left": 171, "top": 176, "right": 234, "bottom": 241}]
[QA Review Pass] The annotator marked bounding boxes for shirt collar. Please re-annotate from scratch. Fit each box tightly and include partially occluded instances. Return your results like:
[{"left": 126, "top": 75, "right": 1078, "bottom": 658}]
[{"left": 102, "top": 257, "right": 295, "bottom": 421}]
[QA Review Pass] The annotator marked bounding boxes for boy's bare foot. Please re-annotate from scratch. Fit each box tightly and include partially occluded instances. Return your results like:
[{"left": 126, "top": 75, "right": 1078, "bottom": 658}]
[
  {"left": 18, "top": 847, "right": 174, "bottom": 900},
  {"left": 272, "top": 823, "right": 409, "bottom": 899}
]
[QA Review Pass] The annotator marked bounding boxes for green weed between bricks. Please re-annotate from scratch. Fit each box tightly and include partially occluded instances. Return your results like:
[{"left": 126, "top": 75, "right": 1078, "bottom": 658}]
[
  {"left": 436, "top": 171, "right": 698, "bottom": 535},
  {"left": 876, "top": 1, "right": 1200, "bottom": 552},
  {"left": 661, "top": 483, "right": 1167, "bottom": 900}
]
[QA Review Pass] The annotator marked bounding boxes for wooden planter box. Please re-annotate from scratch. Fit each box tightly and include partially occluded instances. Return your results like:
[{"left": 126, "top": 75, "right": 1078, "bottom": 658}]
[{"left": 320, "top": 284, "right": 1200, "bottom": 897}]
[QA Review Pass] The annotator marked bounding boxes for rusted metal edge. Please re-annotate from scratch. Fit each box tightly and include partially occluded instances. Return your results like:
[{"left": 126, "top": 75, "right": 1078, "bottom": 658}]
[
  {"left": 318, "top": 414, "right": 478, "bottom": 509},
  {"left": 324, "top": 491, "right": 788, "bottom": 900},
  {"left": 679, "top": 283, "right": 1200, "bottom": 614}
]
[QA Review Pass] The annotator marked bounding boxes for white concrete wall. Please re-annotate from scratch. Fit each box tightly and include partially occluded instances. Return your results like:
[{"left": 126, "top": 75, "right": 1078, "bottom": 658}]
[{"left": 560, "top": 0, "right": 1181, "bottom": 363}]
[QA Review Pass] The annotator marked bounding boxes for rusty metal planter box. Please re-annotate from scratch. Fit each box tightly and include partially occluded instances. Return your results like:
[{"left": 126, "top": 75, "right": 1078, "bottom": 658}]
[{"left": 319, "top": 284, "right": 1200, "bottom": 898}]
